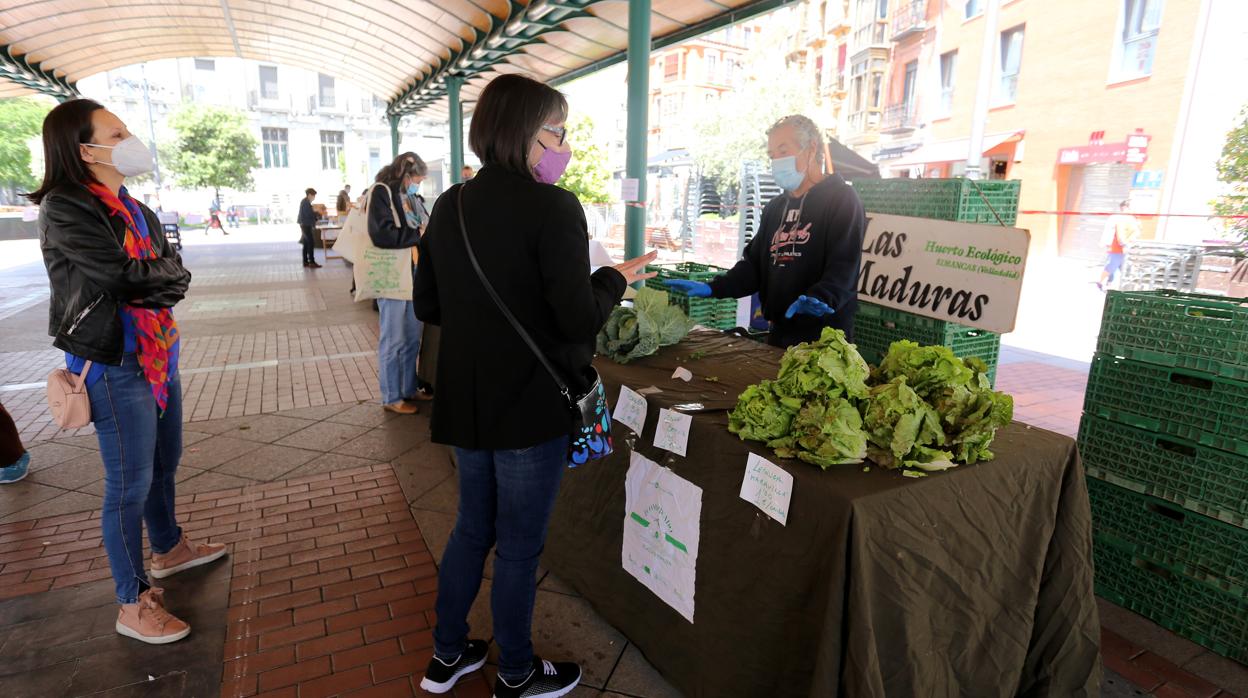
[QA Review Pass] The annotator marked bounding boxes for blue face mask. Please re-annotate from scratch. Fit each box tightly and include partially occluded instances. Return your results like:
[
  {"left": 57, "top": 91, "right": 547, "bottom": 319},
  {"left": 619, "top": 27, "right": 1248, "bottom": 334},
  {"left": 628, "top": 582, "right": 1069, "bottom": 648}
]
[
  {"left": 406, "top": 182, "right": 420, "bottom": 196},
  {"left": 771, "top": 156, "right": 805, "bottom": 193}
]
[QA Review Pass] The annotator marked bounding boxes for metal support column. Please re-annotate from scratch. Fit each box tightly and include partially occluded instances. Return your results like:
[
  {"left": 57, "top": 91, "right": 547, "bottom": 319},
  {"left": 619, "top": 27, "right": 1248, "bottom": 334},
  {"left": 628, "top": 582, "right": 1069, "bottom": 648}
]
[
  {"left": 389, "top": 114, "right": 400, "bottom": 158},
  {"left": 624, "top": 0, "right": 651, "bottom": 261},
  {"left": 448, "top": 76, "right": 465, "bottom": 184},
  {"left": 965, "top": 0, "right": 1001, "bottom": 180}
]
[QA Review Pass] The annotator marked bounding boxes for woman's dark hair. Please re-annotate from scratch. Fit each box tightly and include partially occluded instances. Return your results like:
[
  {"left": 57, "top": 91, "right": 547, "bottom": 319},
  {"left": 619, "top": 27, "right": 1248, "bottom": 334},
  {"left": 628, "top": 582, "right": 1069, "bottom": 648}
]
[
  {"left": 375, "top": 151, "right": 427, "bottom": 186},
  {"left": 469, "top": 74, "right": 567, "bottom": 179},
  {"left": 25, "top": 98, "right": 105, "bottom": 204}
]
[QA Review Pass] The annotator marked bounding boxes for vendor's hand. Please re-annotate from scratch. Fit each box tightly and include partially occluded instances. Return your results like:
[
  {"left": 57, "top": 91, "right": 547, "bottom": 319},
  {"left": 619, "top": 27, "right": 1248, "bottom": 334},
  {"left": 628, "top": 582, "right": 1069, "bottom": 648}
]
[
  {"left": 785, "top": 295, "right": 835, "bottom": 319},
  {"left": 612, "top": 250, "right": 659, "bottom": 285},
  {"left": 664, "top": 279, "right": 712, "bottom": 298}
]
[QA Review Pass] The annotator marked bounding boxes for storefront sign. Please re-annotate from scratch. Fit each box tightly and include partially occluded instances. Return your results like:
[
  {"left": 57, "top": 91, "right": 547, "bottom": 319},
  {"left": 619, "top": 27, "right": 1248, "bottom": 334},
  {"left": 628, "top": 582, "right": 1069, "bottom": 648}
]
[
  {"left": 623, "top": 452, "right": 702, "bottom": 622},
  {"left": 857, "top": 214, "right": 1030, "bottom": 334},
  {"left": 1132, "top": 169, "right": 1164, "bottom": 189},
  {"left": 1058, "top": 131, "right": 1150, "bottom": 165}
]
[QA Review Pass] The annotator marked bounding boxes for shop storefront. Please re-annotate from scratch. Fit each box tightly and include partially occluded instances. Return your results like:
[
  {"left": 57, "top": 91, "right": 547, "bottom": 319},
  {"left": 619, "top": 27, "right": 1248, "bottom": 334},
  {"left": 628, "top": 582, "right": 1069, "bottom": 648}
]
[{"left": 1055, "top": 130, "right": 1151, "bottom": 259}]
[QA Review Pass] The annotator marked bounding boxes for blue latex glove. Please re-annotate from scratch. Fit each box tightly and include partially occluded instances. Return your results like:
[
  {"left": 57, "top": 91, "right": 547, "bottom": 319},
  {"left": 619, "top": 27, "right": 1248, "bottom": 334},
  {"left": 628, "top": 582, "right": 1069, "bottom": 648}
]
[
  {"left": 664, "top": 279, "right": 712, "bottom": 298},
  {"left": 785, "top": 295, "right": 835, "bottom": 319}
]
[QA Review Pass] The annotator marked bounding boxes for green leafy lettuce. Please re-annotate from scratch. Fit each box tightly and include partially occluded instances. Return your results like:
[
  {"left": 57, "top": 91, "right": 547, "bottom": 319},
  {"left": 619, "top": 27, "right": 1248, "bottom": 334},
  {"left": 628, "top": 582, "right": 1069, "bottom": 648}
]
[
  {"left": 596, "top": 288, "right": 694, "bottom": 363},
  {"left": 770, "top": 397, "right": 869, "bottom": 469}
]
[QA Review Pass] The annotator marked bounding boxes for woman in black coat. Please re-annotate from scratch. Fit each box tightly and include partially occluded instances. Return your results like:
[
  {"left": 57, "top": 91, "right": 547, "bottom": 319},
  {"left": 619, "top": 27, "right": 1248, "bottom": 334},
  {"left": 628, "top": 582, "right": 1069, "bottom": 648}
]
[{"left": 412, "top": 74, "right": 655, "bottom": 697}]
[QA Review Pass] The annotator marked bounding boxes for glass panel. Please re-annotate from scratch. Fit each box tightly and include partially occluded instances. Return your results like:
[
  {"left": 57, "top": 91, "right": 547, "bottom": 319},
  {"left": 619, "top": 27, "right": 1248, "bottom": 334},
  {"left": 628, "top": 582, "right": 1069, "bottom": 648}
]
[{"left": 259, "top": 66, "right": 278, "bottom": 99}]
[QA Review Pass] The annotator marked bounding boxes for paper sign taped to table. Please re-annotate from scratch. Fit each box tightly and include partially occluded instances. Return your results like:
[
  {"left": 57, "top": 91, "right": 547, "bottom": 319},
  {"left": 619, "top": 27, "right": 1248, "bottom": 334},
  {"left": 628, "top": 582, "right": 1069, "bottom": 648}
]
[
  {"left": 653, "top": 409, "right": 692, "bottom": 457},
  {"left": 739, "top": 453, "right": 793, "bottom": 525},
  {"left": 623, "top": 451, "right": 702, "bottom": 622},
  {"left": 614, "top": 386, "right": 648, "bottom": 435}
]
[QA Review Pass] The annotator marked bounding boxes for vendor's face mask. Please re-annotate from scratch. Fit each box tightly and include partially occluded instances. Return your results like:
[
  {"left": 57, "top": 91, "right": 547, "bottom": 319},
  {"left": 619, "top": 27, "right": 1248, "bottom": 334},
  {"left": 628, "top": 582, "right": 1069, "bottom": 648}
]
[
  {"left": 771, "top": 155, "right": 805, "bottom": 193},
  {"left": 85, "top": 136, "right": 155, "bottom": 177}
]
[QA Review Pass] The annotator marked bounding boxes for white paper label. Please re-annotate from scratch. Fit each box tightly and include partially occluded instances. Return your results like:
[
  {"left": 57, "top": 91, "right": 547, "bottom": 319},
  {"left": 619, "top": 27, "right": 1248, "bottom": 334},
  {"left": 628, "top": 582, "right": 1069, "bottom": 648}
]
[
  {"left": 622, "top": 178, "right": 640, "bottom": 202},
  {"left": 739, "top": 453, "right": 793, "bottom": 525},
  {"left": 653, "top": 408, "right": 692, "bottom": 457},
  {"left": 614, "top": 385, "right": 649, "bottom": 435},
  {"left": 623, "top": 451, "right": 702, "bottom": 622}
]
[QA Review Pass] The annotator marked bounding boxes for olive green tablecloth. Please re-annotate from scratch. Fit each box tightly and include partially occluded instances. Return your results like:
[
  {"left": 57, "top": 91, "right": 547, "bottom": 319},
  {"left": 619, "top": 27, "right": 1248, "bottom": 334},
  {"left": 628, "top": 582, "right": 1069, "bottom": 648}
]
[{"left": 543, "top": 331, "right": 1101, "bottom": 697}]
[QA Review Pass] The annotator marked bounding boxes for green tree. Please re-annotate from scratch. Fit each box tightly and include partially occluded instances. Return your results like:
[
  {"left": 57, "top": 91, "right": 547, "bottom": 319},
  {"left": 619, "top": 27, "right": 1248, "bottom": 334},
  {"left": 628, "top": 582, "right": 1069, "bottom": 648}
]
[
  {"left": 168, "top": 104, "right": 259, "bottom": 206},
  {"left": 558, "top": 114, "right": 612, "bottom": 204},
  {"left": 0, "top": 98, "right": 52, "bottom": 202},
  {"left": 690, "top": 29, "right": 818, "bottom": 206},
  {"left": 1213, "top": 106, "right": 1248, "bottom": 241}
]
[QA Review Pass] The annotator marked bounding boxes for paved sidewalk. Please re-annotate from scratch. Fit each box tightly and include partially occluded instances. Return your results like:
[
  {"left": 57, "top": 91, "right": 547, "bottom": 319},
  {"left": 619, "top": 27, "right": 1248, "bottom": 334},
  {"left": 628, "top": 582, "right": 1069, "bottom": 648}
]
[{"left": 0, "top": 229, "right": 1244, "bottom": 697}]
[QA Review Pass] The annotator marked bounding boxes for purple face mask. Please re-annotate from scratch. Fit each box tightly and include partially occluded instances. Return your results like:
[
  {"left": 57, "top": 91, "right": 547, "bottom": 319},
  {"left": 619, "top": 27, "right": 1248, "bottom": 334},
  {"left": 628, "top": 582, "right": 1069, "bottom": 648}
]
[{"left": 534, "top": 146, "right": 572, "bottom": 184}]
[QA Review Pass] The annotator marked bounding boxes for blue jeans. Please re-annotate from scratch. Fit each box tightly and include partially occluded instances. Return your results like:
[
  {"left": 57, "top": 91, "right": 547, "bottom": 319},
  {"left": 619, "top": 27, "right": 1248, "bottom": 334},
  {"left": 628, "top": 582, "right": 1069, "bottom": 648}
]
[
  {"left": 377, "top": 298, "right": 423, "bottom": 405},
  {"left": 88, "top": 354, "right": 183, "bottom": 604},
  {"left": 1104, "top": 252, "right": 1125, "bottom": 282},
  {"left": 434, "top": 435, "right": 569, "bottom": 681}
]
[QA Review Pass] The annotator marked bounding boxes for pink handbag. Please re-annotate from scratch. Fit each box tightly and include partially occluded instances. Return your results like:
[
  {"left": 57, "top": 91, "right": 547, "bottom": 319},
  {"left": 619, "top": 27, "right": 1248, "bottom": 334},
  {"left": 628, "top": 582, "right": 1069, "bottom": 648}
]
[{"left": 47, "top": 360, "right": 93, "bottom": 429}]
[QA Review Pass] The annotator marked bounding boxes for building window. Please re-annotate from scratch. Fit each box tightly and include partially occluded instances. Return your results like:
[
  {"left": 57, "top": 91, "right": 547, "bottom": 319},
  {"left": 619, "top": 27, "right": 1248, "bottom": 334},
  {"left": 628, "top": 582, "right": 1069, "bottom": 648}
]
[
  {"left": 995, "top": 25, "right": 1024, "bottom": 105},
  {"left": 965, "top": 0, "right": 982, "bottom": 18},
  {"left": 194, "top": 58, "right": 215, "bottom": 71},
  {"left": 725, "top": 58, "right": 736, "bottom": 84},
  {"left": 259, "top": 66, "right": 278, "bottom": 100},
  {"left": 262, "top": 127, "right": 288, "bottom": 169},
  {"left": 877, "top": 0, "right": 889, "bottom": 20},
  {"left": 320, "top": 130, "right": 344, "bottom": 170},
  {"left": 870, "top": 73, "right": 883, "bottom": 108},
  {"left": 901, "top": 60, "right": 918, "bottom": 115},
  {"left": 1114, "top": 0, "right": 1163, "bottom": 79},
  {"left": 318, "top": 73, "right": 336, "bottom": 109},
  {"left": 705, "top": 53, "right": 717, "bottom": 82},
  {"left": 368, "top": 146, "right": 381, "bottom": 176},
  {"left": 664, "top": 54, "right": 679, "bottom": 80},
  {"left": 939, "top": 51, "right": 957, "bottom": 116}
]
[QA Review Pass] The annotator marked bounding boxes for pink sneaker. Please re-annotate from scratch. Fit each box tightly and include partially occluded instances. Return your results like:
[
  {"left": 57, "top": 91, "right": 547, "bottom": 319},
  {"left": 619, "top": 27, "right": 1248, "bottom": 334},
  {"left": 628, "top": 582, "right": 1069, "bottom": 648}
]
[
  {"left": 150, "top": 534, "right": 227, "bottom": 579},
  {"left": 116, "top": 588, "right": 191, "bottom": 644}
]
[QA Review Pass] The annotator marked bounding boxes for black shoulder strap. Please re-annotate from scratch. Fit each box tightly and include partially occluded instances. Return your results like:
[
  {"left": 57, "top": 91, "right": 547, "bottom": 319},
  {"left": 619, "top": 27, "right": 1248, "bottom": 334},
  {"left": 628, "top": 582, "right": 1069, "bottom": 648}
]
[{"left": 456, "top": 185, "right": 573, "bottom": 407}]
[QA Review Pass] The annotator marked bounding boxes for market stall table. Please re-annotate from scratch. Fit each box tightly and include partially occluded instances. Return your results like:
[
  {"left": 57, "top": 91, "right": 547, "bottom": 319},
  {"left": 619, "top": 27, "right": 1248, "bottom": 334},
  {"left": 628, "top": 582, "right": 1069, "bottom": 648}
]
[{"left": 543, "top": 331, "right": 1101, "bottom": 697}]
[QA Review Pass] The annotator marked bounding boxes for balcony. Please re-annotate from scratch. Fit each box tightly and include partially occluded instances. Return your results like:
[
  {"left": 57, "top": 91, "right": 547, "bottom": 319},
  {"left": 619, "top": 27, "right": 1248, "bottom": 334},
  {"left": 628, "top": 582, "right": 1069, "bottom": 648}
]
[
  {"left": 881, "top": 102, "right": 917, "bottom": 134},
  {"left": 891, "top": 1, "right": 929, "bottom": 42},
  {"left": 851, "top": 21, "right": 890, "bottom": 61}
]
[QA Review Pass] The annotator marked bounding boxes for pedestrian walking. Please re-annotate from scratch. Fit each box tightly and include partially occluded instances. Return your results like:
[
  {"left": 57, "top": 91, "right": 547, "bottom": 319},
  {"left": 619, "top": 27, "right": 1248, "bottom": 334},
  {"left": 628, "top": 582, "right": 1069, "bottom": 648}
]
[
  {"left": 28, "top": 98, "right": 225, "bottom": 644},
  {"left": 298, "top": 188, "right": 321, "bottom": 268},
  {"left": 1097, "top": 200, "right": 1140, "bottom": 291}
]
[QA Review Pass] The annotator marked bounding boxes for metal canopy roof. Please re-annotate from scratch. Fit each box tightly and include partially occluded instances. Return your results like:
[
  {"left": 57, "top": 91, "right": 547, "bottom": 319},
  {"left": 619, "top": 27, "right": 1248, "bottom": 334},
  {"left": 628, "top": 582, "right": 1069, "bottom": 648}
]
[{"left": 0, "top": 0, "right": 792, "bottom": 117}]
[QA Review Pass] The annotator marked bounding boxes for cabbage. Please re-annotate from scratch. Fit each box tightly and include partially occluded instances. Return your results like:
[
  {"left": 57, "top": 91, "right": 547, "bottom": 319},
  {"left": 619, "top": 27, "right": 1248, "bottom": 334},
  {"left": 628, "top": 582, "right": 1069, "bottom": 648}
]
[{"left": 596, "top": 288, "right": 694, "bottom": 364}]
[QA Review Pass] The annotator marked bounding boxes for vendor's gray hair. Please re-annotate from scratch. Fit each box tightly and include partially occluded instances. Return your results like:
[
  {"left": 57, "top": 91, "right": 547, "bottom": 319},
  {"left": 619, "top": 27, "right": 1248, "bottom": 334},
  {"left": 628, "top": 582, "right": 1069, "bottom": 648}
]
[{"left": 768, "top": 115, "right": 824, "bottom": 167}]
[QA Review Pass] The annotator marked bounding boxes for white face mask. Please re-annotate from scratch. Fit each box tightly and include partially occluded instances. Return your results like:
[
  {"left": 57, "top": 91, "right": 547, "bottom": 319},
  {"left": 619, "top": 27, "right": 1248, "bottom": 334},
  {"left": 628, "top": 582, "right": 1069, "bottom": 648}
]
[{"left": 85, "top": 136, "right": 154, "bottom": 177}]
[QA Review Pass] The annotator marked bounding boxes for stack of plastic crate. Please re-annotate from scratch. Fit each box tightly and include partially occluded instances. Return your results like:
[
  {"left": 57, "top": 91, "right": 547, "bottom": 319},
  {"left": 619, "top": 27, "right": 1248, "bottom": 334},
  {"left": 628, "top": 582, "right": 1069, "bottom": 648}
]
[
  {"left": 847, "top": 177, "right": 1021, "bottom": 225},
  {"left": 644, "top": 262, "right": 740, "bottom": 330},
  {"left": 1079, "top": 290, "right": 1248, "bottom": 664}
]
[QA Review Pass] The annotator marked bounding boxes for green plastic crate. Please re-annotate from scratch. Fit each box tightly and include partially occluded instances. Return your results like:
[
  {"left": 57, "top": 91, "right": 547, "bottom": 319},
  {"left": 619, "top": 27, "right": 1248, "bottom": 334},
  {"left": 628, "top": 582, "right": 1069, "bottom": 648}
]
[
  {"left": 1087, "top": 477, "right": 1248, "bottom": 596},
  {"left": 644, "top": 264, "right": 738, "bottom": 330},
  {"left": 1096, "top": 290, "right": 1248, "bottom": 382},
  {"left": 1093, "top": 538, "right": 1248, "bottom": 664},
  {"left": 847, "top": 178, "right": 1021, "bottom": 226},
  {"left": 1079, "top": 414, "right": 1248, "bottom": 527},
  {"left": 853, "top": 302, "right": 1000, "bottom": 385},
  {"left": 1083, "top": 354, "right": 1248, "bottom": 457}
]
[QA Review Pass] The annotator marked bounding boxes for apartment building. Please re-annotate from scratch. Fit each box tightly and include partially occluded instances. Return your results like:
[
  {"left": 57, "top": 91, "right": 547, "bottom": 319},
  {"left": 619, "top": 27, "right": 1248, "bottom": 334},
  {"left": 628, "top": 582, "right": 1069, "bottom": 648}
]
[
  {"left": 870, "top": 0, "right": 1242, "bottom": 257},
  {"left": 78, "top": 57, "right": 444, "bottom": 220}
]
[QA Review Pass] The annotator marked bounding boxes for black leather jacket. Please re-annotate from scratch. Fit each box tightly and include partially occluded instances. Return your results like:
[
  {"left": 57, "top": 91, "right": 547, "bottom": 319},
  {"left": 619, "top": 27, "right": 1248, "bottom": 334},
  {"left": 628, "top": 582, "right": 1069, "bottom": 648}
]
[{"left": 39, "top": 184, "right": 191, "bottom": 365}]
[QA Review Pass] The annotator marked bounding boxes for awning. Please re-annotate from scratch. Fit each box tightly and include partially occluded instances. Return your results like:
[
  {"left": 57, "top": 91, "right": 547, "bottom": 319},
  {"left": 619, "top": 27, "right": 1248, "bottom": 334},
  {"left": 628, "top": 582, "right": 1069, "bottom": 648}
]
[
  {"left": 889, "top": 130, "right": 1025, "bottom": 168},
  {"left": 0, "top": 0, "right": 800, "bottom": 118},
  {"left": 829, "top": 137, "right": 880, "bottom": 179}
]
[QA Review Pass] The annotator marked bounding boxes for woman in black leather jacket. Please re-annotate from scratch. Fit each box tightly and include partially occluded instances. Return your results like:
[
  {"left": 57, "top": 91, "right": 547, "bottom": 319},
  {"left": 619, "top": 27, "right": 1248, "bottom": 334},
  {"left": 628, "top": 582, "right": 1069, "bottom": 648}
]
[{"left": 29, "top": 99, "right": 226, "bottom": 644}]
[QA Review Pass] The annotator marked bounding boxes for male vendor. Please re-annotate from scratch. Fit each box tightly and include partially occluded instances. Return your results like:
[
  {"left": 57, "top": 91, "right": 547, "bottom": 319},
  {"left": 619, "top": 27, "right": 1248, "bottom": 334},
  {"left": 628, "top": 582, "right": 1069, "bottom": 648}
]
[{"left": 667, "top": 115, "right": 865, "bottom": 347}]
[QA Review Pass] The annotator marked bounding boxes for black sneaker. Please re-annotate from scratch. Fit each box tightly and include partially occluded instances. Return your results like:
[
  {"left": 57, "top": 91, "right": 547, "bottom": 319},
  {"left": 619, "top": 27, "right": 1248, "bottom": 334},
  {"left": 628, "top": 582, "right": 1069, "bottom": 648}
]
[
  {"left": 419, "top": 639, "right": 488, "bottom": 694},
  {"left": 493, "top": 658, "right": 581, "bottom": 698}
]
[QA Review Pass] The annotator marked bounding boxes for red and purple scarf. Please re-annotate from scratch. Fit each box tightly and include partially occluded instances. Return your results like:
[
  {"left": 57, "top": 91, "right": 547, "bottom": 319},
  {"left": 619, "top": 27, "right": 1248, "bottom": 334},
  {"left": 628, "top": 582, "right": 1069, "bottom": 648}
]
[{"left": 87, "top": 183, "right": 180, "bottom": 411}]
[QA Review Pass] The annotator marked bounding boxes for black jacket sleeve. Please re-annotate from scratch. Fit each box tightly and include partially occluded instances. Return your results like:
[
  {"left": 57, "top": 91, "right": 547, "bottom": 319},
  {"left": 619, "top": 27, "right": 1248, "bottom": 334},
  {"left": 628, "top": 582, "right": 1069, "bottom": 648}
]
[
  {"left": 41, "top": 193, "right": 190, "bottom": 300},
  {"left": 707, "top": 203, "right": 774, "bottom": 299},
  {"left": 538, "top": 191, "right": 627, "bottom": 343},
  {"left": 367, "top": 184, "right": 421, "bottom": 249},
  {"left": 131, "top": 206, "right": 191, "bottom": 308},
  {"left": 804, "top": 188, "right": 865, "bottom": 312}
]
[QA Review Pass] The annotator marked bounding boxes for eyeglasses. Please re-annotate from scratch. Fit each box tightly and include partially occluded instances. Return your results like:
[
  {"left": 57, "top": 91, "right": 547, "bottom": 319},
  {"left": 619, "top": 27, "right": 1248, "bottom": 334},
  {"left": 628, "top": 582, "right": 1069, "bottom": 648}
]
[{"left": 540, "top": 124, "right": 566, "bottom": 147}]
